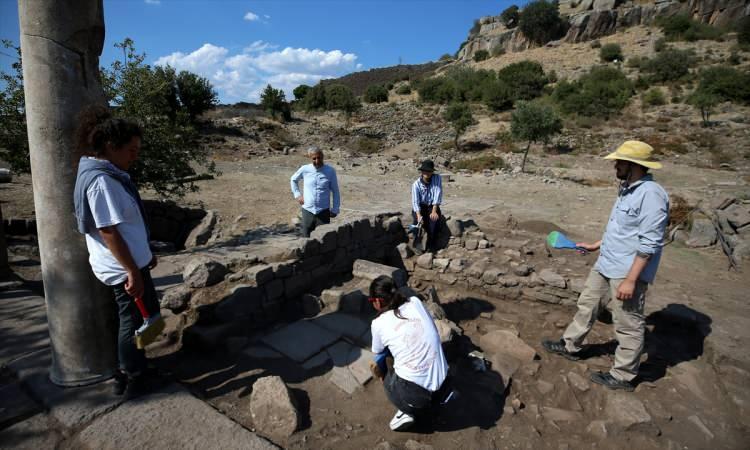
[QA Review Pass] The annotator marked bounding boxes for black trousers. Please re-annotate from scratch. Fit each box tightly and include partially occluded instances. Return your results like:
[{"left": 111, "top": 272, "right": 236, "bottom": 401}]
[
  {"left": 384, "top": 371, "right": 453, "bottom": 418},
  {"left": 300, "top": 208, "right": 331, "bottom": 237},
  {"left": 111, "top": 267, "right": 160, "bottom": 375},
  {"left": 412, "top": 204, "right": 441, "bottom": 250}
]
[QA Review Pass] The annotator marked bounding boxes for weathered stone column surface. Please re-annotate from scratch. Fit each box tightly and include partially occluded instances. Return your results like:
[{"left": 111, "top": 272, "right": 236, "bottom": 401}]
[{"left": 18, "top": 0, "right": 117, "bottom": 386}]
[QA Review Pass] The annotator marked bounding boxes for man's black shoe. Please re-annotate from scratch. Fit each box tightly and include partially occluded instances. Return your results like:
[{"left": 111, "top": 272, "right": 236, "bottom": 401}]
[
  {"left": 542, "top": 339, "right": 582, "bottom": 361},
  {"left": 113, "top": 370, "right": 127, "bottom": 396},
  {"left": 590, "top": 371, "right": 635, "bottom": 392}
]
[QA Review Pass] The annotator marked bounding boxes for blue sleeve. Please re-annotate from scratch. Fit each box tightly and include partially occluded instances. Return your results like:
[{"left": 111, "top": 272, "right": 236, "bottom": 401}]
[
  {"left": 371, "top": 322, "right": 384, "bottom": 354},
  {"left": 411, "top": 181, "right": 420, "bottom": 213},
  {"left": 637, "top": 189, "right": 669, "bottom": 255},
  {"left": 433, "top": 175, "right": 443, "bottom": 206},
  {"left": 290, "top": 166, "right": 304, "bottom": 199},
  {"left": 329, "top": 168, "right": 340, "bottom": 215}
]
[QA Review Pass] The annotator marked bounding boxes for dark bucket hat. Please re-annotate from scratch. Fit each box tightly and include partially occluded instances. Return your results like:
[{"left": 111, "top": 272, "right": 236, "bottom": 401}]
[{"left": 418, "top": 160, "right": 435, "bottom": 172}]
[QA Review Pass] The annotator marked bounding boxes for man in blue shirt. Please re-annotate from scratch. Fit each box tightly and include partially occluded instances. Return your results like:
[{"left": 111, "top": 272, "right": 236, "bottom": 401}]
[
  {"left": 291, "top": 146, "right": 341, "bottom": 237},
  {"left": 411, "top": 160, "right": 443, "bottom": 253},
  {"left": 542, "top": 141, "right": 669, "bottom": 392}
]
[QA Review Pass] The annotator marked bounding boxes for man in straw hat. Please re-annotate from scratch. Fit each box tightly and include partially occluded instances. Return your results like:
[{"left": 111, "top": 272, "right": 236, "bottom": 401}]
[
  {"left": 411, "top": 160, "right": 443, "bottom": 253},
  {"left": 542, "top": 141, "right": 669, "bottom": 391}
]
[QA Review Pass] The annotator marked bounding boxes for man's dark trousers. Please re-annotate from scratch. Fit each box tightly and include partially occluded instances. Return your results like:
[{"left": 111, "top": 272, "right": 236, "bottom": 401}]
[{"left": 301, "top": 208, "right": 331, "bottom": 237}]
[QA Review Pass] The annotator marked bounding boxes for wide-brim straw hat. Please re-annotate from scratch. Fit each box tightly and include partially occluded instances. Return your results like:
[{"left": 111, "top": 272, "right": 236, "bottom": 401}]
[{"left": 603, "top": 140, "right": 662, "bottom": 169}]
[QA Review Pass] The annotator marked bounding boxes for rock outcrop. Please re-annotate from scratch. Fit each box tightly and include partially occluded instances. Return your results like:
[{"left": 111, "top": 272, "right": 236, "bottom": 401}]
[{"left": 457, "top": 0, "right": 749, "bottom": 61}]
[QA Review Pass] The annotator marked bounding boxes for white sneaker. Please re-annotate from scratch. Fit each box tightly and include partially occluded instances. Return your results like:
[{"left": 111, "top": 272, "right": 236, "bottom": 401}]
[{"left": 389, "top": 410, "right": 415, "bottom": 431}]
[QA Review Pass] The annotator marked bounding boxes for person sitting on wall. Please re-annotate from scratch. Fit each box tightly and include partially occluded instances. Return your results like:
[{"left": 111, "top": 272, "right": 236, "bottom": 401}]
[
  {"left": 411, "top": 159, "right": 443, "bottom": 253},
  {"left": 290, "top": 146, "right": 341, "bottom": 237},
  {"left": 368, "top": 275, "right": 454, "bottom": 431}
]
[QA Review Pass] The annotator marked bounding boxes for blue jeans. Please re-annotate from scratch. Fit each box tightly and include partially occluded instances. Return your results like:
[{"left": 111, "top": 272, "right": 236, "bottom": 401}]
[{"left": 111, "top": 267, "right": 159, "bottom": 375}]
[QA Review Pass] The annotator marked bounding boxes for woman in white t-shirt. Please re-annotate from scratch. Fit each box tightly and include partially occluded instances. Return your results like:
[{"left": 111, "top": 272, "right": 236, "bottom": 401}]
[
  {"left": 73, "top": 106, "right": 161, "bottom": 399},
  {"left": 369, "top": 275, "right": 452, "bottom": 431}
]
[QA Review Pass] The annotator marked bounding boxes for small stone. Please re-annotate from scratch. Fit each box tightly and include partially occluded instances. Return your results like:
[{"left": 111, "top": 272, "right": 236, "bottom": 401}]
[
  {"left": 447, "top": 259, "right": 466, "bottom": 273},
  {"left": 480, "top": 330, "right": 537, "bottom": 363},
  {"left": 416, "top": 252, "right": 434, "bottom": 269},
  {"left": 160, "top": 286, "right": 191, "bottom": 311},
  {"left": 464, "top": 239, "right": 479, "bottom": 250},
  {"left": 539, "top": 269, "right": 566, "bottom": 288},
  {"left": 480, "top": 312, "right": 493, "bottom": 319},
  {"left": 183, "top": 258, "right": 228, "bottom": 288},
  {"left": 586, "top": 420, "right": 609, "bottom": 440},
  {"left": 478, "top": 239, "right": 490, "bottom": 249},
  {"left": 482, "top": 267, "right": 504, "bottom": 284},
  {"left": 249, "top": 376, "right": 299, "bottom": 439},
  {"left": 566, "top": 372, "right": 590, "bottom": 392},
  {"left": 511, "top": 398, "right": 524, "bottom": 412},
  {"left": 514, "top": 264, "right": 532, "bottom": 277},
  {"left": 605, "top": 392, "right": 652, "bottom": 430},
  {"left": 432, "top": 258, "right": 451, "bottom": 272}
]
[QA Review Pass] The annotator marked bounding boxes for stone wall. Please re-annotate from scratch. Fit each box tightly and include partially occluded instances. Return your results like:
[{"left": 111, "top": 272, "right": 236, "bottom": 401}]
[{"left": 143, "top": 200, "right": 206, "bottom": 249}]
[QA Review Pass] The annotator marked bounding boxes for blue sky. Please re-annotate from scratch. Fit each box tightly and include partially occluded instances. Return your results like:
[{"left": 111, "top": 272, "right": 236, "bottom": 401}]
[{"left": 1, "top": 0, "right": 514, "bottom": 103}]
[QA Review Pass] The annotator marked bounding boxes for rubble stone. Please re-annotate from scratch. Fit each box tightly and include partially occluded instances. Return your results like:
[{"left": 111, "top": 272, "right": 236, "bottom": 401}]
[
  {"left": 724, "top": 204, "right": 750, "bottom": 229},
  {"left": 416, "top": 252, "right": 434, "bottom": 269},
  {"left": 513, "top": 264, "right": 532, "bottom": 277},
  {"left": 183, "top": 258, "right": 228, "bottom": 288},
  {"left": 352, "top": 259, "right": 407, "bottom": 287},
  {"left": 432, "top": 258, "right": 451, "bottom": 272},
  {"left": 250, "top": 376, "right": 299, "bottom": 439},
  {"left": 184, "top": 210, "right": 216, "bottom": 248},
  {"left": 605, "top": 392, "right": 652, "bottom": 430},
  {"left": 160, "top": 286, "right": 191, "bottom": 311},
  {"left": 539, "top": 269, "right": 567, "bottom": 288},
  {"left": 480, "top": 330, "right": 537, "bottom": 363},
  {"left": 686, "top": 217, "right": 717, "bottom": 248}
]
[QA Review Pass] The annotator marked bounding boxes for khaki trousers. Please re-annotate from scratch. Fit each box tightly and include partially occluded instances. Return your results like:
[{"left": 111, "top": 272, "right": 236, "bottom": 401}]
[{"left": 562, "top": 268, "right": 648, "bottom": 382}]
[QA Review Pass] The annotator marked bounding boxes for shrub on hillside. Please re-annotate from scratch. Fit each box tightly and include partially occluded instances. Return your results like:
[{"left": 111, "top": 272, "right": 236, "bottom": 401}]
[
  {"left": 443, "top": 102, "right": 475, "bottom": 151},
  {"left": 627, "top": 56, "right": 649, "bottom": 69},
  {"left": 738, "top": 16, "right": 750, "bottom": 47},
  {"left": 642, "top": 88, "right": 666, "bottom": 107},
  {"left": 396, "top": 84, "right": 412, "bottom": 95},
  {"left": 552, "top": 66, "right": 634, "bottom": 118},
  {"left": 491, "top": 45, "right": 506, "bottom": 57},
  {"left": 260, "top": 84, "right": 288, "bottom": 120},
  {"left": 447, "top": 66, "right": 496, "bottom": 101},
  {"left": 694, "top": 66, "right": 750, "bottom": 104},
  {"left": 600, "top": 43, "right": 624, "bottom": 62},
  {"left": 510, "top": 100, "right": 562, "bottom": 172},
  {"left": 482, "top": 79, "right": 514, "bottom": 111},
  {"left": 474, "top": 49, "right": 490, "bottom": 62},
  {"left": 519, "top": 0, "right": 567, "bottom": 45},
  {"left": 325, "top": 84, "right": 361, "bottom": 118},
  {"left": 293, "top": 84, "right": 311, "bottom": 101},
  {"left": 657, "top": 14, "right": 724, "bottom": 42},
  {"left": 590, "top": 40, "right": 601, "bottom": 49},
  {"left": 500, "top": 5, "right": 520, "bottom": 28},
  {"left": 687, "top": 90, "right": 720, "bottom": 126},
  {"left": 641, "top": 48, "right": 696, "bottom": 83},
  {"left": 417, "top": 77, "right": 457, "bottom": 104},
  {"left": 364, "top": 84, "right": 389, "bottom": 103},
  {"left": 452, "top": 155, "right": 506, "bottom": 171},
  {"left": 497, "top": 60, "right": 548, "bottom": 101},
  {"left": 654, "top": 37, "right": 667, "bottom": 52},
  {"left": 439, "top": 53, "right": 454, "bottom": 62},
  {"left": 469, "top": 19, "right": 481, "bottom": 38}
]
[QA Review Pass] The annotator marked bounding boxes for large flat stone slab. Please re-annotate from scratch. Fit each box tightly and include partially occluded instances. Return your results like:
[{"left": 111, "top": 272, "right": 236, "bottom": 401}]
[
  {"left": 0, "top": 413, "right": 64, "bottom": 450},
  {"left": 312, "top": 312, "right": 371, "bottom": 345},
  {"left": 326, "top": 341, "right": 374, "bottom": 393},
  {"left": 76, "top": 383, "right": 277, "bottom": 449},
  {"left": 261, "top": 321, "right": 339, "bottom": 362},
  {"left": 7, "top": 350, "right": 123, "bottom": 429},
  {"left": 0, "top": 289, "right": 49, "bottom": 367}
]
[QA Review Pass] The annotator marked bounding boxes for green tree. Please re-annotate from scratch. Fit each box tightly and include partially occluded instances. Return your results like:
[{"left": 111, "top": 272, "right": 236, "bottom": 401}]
[
  {"left": 439, "top": 53, "right": 454, "bottom": 62},
  {"left": 176, "top": 71, "right": 218, "bottom": 120},
  {"left": 260, "top": 84, "right": 287, "bottom": 119},
  {"left": 641, "top": 48, "right": 695, "bottom": 83},
  {"left": 600, "top": 43, "right": 624, "bottom": 62},
  {"left": 325, "top": 84, "right": 361, "bottom": 124},
  {"left": 301, "top": 84, "right": 328, "bottom": 111},
  {"left": 552, "top": 66, "right": 634, "bottom": 118},
  {"left": 473, "top": 49, "right": 490, "bottom": 62},
  {"left": 443, "top": 102, "right": 475, "bottom": 151},
  {"left": 293, "top": 84, "right": 311, "bottom": 101},
  {"left": 102, "top": 38, "right": 217, "bottom": 197},
  {"left": 519, "top": 0, "right": 566, "bottom": 45},
  {"left": 510, "top": 100, "right": 562, "bottom": 172},
  {"left": 482, "top": 79, "right": 514, "bottom": 111},
  {"left": 687, "top": 90, "right": 719, "bottom": 127},
  {"left": 694, "top": 65, "right": 750, "bottom": 104},
  {"left": 738, "top": 16, "right": 750, "bottom": 47},
  {"left": 0, "top": 40, "right": 29, "bottom": 173},
  {"left": 364, "top": 84, "right": 389, "bottom": 103},
  {"left": 500, "top": 5, "right": 520, "bottom": 28},
  {"left": 497, "top": 60, "right": 548, "bottom": 101}
]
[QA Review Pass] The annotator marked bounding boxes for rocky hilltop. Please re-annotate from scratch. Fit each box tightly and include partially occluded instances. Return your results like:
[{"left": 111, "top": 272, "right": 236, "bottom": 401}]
[{"left": 458, "top": 0, "right": 749, "bottom": 60}]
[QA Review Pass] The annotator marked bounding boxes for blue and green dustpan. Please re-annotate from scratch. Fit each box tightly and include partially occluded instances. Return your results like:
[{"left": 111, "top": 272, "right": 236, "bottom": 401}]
[{"left": 546, "top": 231, "right": 586, "bottom": 253}]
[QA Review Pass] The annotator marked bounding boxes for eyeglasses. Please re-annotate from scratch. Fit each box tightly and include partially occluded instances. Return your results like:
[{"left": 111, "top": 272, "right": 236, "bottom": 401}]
[{"left": 368, "top": 297, "right": 384, "bottom": 304}]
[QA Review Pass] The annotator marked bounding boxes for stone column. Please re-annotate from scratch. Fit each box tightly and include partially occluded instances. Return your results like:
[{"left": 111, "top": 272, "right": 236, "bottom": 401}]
[
  {"left": 18, "top": 0, "right": 117, "bottom": 386},
  {"left": 0, "top": 205, "right": 8, "bottom": 276}
]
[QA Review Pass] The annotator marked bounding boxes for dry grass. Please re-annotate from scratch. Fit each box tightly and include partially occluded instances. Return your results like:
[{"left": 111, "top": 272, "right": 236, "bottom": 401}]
[{"left": 452, "top": 154, "right": 506, "bottom": 172}]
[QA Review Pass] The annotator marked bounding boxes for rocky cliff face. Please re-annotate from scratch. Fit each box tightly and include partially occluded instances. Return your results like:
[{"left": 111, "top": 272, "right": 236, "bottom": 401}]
[{"left": 457, "top": 0, "right": 749, "bottom": 61}]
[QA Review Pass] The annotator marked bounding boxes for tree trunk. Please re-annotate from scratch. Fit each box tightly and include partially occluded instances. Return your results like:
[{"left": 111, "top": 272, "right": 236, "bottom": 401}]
[
  {"left": 454, "top": 131, "right": 460, "bottom": 152},
  {"left": 19, "top": 0, "right": 118, "bottom": 386},
  {"left": 521, "top": 141, "right": 532, "bottom": 173}
]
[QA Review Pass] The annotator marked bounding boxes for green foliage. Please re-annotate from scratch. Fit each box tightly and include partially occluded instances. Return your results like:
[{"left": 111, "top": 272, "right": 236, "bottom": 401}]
[
  {"left": 396, "top": 84, "right": 412, "bottom": 95},
  {"left": 355, "top": 136, "right": 382, "bottom": 155},
  {"left": 687, "top": 90, "right": 720, "bottom": 126},
  {"left": 693, "top": 66, "right": 750, "bottom": 104},
  {"left": 641, "top": 48, "right": 696, "bottom": 82},
  {"left": 654, "top": 37, "right": 667, "bottom": 52},
  {"left": 324, "top": 84, "right": 361, "bottom": 117},
  {"left": 482, "top": 79, "right": 514, "bottom": 111},
  {"left": 491, "top": 45, "right": 506, "bottom": 57},
  {"left": 103, "top": 38, "right": 217, "bottom": 197},
  {"left": 469, "top": 19, "right": 481, "bottom": 37},
  {"left": 0, "top": 40, "right": 29, "bottom": 173},
  {"left": 293, "top": 84, "right": 311, "bottom": 101},
  {"left": 599, "top": 43, "right": 623, "bottom": 62},
  {"left": 590, "top": 40, "right": 601, "bottom": 49},
  {"left": 552, "top": 66, "right": 634, "bottom": 118},
  {"left": 452, "top": 155, "right": 506, "bottom": 171},
  {"left": 439, "top": 53, "right": 454, "bottom": 62},
  {"left": 417, "top": 77, "right": 457, "bottom": 104},
  {"left": 500, "top": 5, "right": 520, "bottom": 28},
  {"left": 657, "top": 14, "right": 724, "bottom": 42},
  {"left": 626, "top": 56, "right": 649, "bottom": 69},
  {"left": 260, "top": 84, "right": 288, "bottom": 120},
  {"left": 497, "top": 60, "right": 548, "bottom": 101},
  {"left": 176, "top": 71, "right": 218, "bottom": 120},
  {"left": 474, "top": 50, "right": 490, "bottom": 62},
  {"left": 443, "top": 103, "right": 475, "bottom": 150},
  {"left": 519, "top": 0, "right": 566, "bottom": 45},
  {"left": 364, "top": 84, "right": 389, "bottom": 103},
  {"left": 301, "top": 84, "right": 327, "bottom": 110},
  {"left": 728, "top": 52, "right": 741, "bottom": 65},
  {"left": 642, "top": 88, "right": 666, "bottom": 107},
  {"left": 510, "top": 100, "right": 562, "bottom": 171}
]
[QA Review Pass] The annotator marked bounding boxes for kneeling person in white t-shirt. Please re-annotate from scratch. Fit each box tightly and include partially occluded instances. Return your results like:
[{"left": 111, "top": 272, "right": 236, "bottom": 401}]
[{"left": 369, "top": 276, "right": 453, "bottom": 431}]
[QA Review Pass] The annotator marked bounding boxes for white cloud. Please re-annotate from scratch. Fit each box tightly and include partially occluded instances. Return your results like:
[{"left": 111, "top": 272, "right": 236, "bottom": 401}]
[
  {"left": 144, "top": 0, "right": 160, "bottom": 4},
  {"left": 244, "top": 11, "right": 260, "bottom": 21},
  {"left": 153, "top": 43, "right": 359, "bottom": 103}
]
